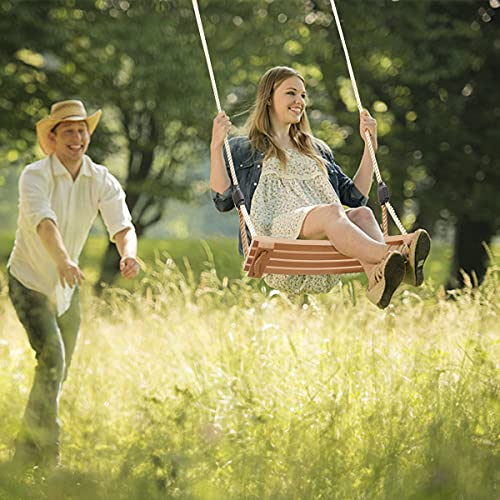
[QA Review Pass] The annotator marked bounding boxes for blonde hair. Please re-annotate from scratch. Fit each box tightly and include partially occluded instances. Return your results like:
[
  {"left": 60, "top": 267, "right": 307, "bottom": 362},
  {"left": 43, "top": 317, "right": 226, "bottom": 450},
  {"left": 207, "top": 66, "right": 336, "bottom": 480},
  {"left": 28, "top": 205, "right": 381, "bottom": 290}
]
[{"left": 246, "top": 66, "right": 326, "bottom": 171}]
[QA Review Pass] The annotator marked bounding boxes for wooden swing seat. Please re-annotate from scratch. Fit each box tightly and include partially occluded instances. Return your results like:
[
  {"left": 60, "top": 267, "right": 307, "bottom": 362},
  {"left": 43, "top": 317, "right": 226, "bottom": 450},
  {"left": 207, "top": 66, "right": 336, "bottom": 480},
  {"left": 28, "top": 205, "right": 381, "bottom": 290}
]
[{"left": 243, "top": 234, "right": 414, "bottom": 278}]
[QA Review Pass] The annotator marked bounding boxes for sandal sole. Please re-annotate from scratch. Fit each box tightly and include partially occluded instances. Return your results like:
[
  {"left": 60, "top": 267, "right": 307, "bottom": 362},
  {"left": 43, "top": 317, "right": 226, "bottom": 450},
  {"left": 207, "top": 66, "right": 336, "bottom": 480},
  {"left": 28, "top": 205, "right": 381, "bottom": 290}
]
[
  {"left": 378, "top": 252, "right": 406, "bottom": 309},
  {"left": 406, "top": 230, "right": 431, "bottom": 287}
]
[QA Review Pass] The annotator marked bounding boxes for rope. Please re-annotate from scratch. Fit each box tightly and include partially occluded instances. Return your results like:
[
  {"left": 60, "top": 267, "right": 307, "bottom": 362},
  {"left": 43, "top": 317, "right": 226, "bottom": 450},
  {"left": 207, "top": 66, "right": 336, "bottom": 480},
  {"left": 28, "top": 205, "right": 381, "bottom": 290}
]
[
  {"left": 329, "top": 0, "right": 407, "bottom": 235},
  {"left": 192, "top": 0, "right": 256, "bottom": 238},
  {"left": 238, "top": 209, "right": 250, "bottom": 256},
  {"left": 382, "top": 205, "right": 389, "bottom": 237}
]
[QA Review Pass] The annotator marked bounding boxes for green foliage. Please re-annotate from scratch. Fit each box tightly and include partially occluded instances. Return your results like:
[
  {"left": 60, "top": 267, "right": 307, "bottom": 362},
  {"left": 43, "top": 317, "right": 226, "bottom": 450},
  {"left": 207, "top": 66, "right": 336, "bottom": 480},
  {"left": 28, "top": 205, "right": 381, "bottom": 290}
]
[
  {"left": 0, "top": 0, "right": 68, "bottom": 160},
  {"left": 379, "top": 0, "right": 500, "bottom": 228},
  {"left": 0, "top": 261, "right": 499, "bottom": 498}
]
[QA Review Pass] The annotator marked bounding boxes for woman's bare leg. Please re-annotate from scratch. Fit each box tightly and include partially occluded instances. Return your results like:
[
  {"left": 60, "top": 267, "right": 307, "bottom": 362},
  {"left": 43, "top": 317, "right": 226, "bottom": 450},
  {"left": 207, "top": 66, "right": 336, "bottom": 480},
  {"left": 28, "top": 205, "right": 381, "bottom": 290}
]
[
  {"left": 346, "top": 206, "right": 384, "bottom": 243},
  {"left": 300, "top": 203, "right": 385, "bottom": 260},
  {"left": 300, "top": 204, "right": 388, "bottom": 286},
  {"left": 300, "top": 203, "right": 406, "bottom": 308}
]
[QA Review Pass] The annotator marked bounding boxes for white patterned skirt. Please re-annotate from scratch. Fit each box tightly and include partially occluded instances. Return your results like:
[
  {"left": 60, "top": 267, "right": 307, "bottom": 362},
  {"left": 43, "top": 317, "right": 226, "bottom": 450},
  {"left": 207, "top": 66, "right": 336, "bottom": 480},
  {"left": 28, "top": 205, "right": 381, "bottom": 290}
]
[{"left": 250, "top": 149, "right": 342, "bottom": 295}]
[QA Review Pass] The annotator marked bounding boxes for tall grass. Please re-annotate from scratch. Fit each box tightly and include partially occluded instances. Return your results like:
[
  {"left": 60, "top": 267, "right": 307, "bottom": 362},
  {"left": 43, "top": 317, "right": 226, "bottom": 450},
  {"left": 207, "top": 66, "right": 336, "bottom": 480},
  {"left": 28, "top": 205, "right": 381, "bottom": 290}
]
[{"left": 0, "top": 258, "right": 498, "bottom": 499}]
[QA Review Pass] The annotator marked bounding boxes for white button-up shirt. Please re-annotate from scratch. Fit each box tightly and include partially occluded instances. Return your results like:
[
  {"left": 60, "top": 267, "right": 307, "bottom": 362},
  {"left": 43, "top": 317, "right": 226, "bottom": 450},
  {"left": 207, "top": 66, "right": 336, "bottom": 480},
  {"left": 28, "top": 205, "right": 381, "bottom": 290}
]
[{"left": 8, "top": 154, "right": 133, "bottom": 315}]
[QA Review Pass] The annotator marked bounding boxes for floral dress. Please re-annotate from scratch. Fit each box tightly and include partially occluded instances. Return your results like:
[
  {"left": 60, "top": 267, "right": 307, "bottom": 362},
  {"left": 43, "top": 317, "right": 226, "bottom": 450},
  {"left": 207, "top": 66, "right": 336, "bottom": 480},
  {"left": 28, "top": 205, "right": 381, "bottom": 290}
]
[{"left": 250, "top": 148, "right": 341, "bottom": 294}]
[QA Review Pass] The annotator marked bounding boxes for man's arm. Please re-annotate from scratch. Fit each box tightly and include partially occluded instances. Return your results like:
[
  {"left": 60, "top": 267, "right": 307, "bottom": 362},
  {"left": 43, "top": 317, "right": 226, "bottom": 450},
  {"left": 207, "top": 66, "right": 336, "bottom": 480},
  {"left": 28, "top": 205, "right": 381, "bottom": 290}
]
[
  {"left": 114, "top": 226, "right": 140, "bottom": 279},
  {"left": 37, "top": 218, "right": 84, "bottom": 288}
]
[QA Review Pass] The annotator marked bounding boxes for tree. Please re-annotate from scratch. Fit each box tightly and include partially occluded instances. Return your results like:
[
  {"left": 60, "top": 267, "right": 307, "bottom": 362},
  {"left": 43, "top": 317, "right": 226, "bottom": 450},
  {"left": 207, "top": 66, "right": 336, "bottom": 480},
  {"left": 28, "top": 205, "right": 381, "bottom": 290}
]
[
  {"left": 278, "top": 0, "right": 499, "bottom": 287},
  {"left": 369, "top": 0, "right": 500, "bottom": 287}
]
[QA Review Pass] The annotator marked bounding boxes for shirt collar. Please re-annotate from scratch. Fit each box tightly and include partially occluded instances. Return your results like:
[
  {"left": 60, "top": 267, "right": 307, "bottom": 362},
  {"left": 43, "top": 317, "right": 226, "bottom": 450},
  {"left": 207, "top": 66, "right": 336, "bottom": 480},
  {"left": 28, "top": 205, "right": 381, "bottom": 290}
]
[
  {"left": 80, "top": 156, "right": 93, "bottom": 177},
  {"left": 50, "top": 154, "right": 93, "bottom": 178}
]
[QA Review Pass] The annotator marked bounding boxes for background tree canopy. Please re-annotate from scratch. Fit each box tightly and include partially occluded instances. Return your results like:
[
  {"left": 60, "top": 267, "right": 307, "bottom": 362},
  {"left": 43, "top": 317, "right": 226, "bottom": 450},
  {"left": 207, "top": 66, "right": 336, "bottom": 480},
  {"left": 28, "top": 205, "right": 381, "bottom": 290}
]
[{"left": 0, "top": 0, "right": 498, "bottom": 288}]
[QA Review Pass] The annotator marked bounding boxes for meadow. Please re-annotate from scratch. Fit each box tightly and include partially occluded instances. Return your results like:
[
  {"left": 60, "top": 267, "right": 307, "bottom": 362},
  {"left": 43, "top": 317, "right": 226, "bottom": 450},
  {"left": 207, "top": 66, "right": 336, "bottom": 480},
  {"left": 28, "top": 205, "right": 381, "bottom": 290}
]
[{"left": 0, "top": 237, "right": 498, "bottom": 499}]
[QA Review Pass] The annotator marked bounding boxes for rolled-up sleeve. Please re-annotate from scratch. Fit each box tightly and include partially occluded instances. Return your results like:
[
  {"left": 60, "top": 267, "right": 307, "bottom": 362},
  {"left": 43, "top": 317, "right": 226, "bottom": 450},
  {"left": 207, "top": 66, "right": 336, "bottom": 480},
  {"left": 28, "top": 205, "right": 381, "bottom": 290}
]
[
  {"left": 212, "top": 187, "right": 234, "bottom": 212},
  {"left": 211, "top": 137, "right": 245, "bottom": 213},
  {"left": 336, "top": 170, "right": 368, "bottom": 206},
  {"left": 98, "top": 172, "right": 133, "bottom": 241},
  {"left": 327, "top": 150, "right": 368, "bottom": 207},
  {"left": 19, "top": 168, "right": 58, "bottom": 230}
]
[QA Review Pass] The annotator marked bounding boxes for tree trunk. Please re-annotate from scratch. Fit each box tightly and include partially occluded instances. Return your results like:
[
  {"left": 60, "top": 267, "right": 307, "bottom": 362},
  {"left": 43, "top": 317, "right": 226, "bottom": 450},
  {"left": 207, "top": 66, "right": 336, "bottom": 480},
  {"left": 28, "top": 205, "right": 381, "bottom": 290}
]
[
  {"left": 447, "top": 216, "right": 494, "bottom": 289},
  {"left": 94, "top": 241, "right": 121, "bottom": 295}
]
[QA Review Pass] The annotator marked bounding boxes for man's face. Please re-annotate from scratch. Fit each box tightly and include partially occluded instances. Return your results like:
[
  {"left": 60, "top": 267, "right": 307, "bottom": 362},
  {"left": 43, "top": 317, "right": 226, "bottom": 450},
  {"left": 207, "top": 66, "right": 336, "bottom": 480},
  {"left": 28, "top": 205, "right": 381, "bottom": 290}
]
[{"left": 50, "top": 120, "right": 90, "bottom": 165}]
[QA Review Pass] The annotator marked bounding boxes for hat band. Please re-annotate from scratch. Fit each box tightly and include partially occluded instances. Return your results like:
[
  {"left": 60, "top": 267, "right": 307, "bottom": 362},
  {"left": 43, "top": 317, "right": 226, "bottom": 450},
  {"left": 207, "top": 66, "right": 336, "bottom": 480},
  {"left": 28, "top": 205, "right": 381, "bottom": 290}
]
[
  {"left": 57, "top": 113, "right": 87, "bottom": 121},
  {"left": 50, "top": 114, "right": 88, "bottom": 132}
]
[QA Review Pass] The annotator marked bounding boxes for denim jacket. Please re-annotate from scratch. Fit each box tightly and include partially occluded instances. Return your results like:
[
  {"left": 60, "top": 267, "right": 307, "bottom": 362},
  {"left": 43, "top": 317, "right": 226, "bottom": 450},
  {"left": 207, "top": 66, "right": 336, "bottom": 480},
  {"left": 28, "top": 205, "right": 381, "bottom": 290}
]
[{"left": 212, "top": 136, "right": 368, "bottom": 254}]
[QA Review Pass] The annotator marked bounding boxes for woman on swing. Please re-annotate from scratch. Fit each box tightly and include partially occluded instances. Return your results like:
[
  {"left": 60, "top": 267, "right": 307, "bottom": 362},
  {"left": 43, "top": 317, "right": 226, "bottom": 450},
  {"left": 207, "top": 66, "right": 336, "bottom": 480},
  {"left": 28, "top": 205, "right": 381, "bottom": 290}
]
[{"left": 210, "top": 66, "right": 430, "bottom": 308}]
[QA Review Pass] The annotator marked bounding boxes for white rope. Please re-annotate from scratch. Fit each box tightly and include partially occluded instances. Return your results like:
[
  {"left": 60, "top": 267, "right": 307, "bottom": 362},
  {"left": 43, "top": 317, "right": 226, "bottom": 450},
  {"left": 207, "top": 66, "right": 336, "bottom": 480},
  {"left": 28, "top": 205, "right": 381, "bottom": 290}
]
[
  {"left": 192, "top": 0, "right": 256, "bottom": 237},
  {"left": 386, "top": 203, "right": 406, "bottom": 234},
  {"left": 329, "top": 0, "right": 407, "bottom": 235}
]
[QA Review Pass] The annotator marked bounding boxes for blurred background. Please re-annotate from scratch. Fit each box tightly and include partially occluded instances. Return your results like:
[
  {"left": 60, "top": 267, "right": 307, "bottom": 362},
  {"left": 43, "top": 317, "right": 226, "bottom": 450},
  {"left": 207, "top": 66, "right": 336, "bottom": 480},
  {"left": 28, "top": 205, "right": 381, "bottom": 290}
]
[{"left": 1, "top": 0, "right": 498, "bottom": 290}]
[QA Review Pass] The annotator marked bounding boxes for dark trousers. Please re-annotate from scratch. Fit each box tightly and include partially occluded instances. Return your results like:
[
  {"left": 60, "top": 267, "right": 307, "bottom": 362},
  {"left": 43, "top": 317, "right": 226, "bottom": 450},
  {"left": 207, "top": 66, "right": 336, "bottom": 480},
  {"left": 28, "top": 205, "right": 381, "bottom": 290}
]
[{"left": 8, "top": 272, "right": 81, "bottom": 466}]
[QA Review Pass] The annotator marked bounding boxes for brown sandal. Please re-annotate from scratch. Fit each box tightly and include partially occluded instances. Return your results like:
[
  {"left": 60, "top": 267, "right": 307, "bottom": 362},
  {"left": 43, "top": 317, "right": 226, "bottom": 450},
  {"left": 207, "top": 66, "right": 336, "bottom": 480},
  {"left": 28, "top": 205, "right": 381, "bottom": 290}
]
[
  {"left": 396, "top": 229, "right": 431, "bottom": 286},
  {"left": 367, "top": 250, "right": 406, "bottom": 309}
]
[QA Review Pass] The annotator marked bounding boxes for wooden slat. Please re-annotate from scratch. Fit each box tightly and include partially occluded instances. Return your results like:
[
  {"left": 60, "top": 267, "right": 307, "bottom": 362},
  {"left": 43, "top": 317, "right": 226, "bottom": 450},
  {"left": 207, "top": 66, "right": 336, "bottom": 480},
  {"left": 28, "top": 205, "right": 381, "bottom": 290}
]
[
  {"left": 263, "top": 265, "right": 364, "bottom": 276},
  {"left": 253, "top": 236, "right": 342, "bottom": 252},
  {"left": 265, "top": 250, "right": 355, "bottom": 261},
  {"left": 243, "top": 234, "right": 412, "bottom": 278},
  {"left": 265, "top": 258, "right": 361, "bottom": 269}
]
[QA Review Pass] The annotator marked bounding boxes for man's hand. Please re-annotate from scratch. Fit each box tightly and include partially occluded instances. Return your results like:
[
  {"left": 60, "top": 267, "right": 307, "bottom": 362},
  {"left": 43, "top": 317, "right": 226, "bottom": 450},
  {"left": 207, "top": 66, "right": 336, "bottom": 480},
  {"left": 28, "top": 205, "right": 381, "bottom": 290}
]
[
  {"left": 37, "top": 219, "right": 84, "bottom": 288},
  {"left": 57, "top": 258, "right": 85, "bottom": 288},
  {"left": 120, "top": 256, "right": 140, "bottom": 279},
  {"left": 114, "top": 227, "right": 140, "bottom": 279}
]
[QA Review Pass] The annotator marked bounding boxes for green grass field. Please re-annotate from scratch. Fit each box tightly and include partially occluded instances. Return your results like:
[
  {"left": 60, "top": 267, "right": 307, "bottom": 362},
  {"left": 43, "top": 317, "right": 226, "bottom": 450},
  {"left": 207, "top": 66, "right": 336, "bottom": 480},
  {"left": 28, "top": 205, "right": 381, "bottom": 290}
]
[{"left": 0, "top": 236, "right": 498, "bottom": 499}]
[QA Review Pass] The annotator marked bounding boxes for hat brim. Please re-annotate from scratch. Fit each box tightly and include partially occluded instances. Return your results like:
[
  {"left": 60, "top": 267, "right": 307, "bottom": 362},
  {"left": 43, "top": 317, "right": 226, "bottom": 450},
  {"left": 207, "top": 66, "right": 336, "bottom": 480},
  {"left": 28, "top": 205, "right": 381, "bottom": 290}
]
[{"left": 36, "top": 109, "right": 102, "bottom": 155}]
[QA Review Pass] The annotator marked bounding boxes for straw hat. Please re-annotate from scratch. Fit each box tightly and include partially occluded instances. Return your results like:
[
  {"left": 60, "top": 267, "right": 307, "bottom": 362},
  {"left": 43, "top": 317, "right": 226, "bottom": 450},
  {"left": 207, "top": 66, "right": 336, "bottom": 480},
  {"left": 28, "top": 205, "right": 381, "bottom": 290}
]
[{"left": 36, "top": 100, "right": 102, "bottom": 155}]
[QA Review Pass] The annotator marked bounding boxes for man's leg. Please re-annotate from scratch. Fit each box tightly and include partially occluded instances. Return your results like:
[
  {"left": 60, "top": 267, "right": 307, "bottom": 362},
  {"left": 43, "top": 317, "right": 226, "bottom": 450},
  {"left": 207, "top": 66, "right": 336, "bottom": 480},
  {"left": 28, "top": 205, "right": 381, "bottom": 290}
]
[
  {"left": 56, "top": 287, "right": 81, "bottom": 382},
  {"left": 8, "top": 273, "right": 65, "bottom": 469}
]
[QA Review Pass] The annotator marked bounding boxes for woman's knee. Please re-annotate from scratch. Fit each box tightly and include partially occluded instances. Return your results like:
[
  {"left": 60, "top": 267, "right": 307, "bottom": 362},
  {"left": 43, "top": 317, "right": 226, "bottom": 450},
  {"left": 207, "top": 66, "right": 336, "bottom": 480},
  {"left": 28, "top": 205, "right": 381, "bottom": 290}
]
[
  {"left": 322, "top": 203, "right": 348, "bottom": 229},
  {"left": 301, "top": 203, "right": 346, "bottom": 239},
  {"left": 319, "top": 203, "right": 346, "bottom": 221},
  {"left": 347, "top": 206, "right": 376, "bottom": 226}
]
